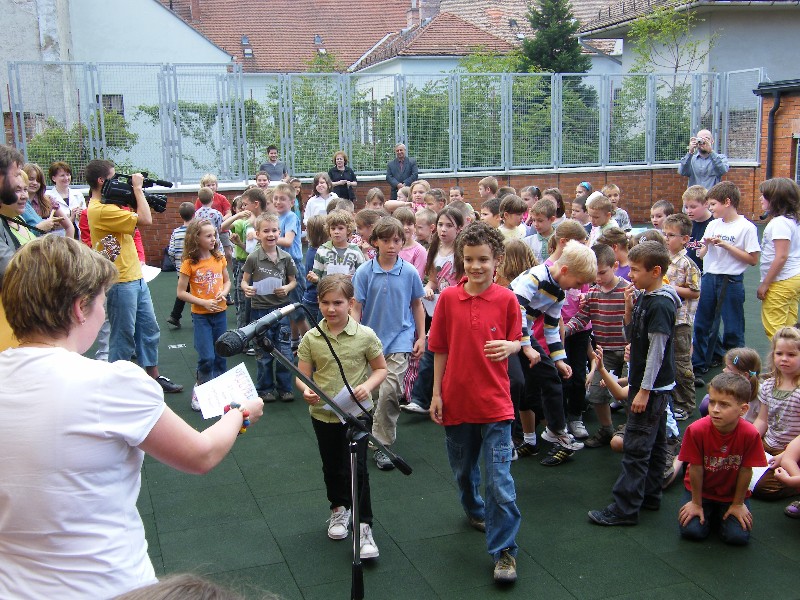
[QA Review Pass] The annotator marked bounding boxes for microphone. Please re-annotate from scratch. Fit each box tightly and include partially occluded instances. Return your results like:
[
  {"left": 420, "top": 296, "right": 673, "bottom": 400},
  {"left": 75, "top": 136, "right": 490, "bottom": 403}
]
[{"left": 215, "top": 303, "right": 300, "bottom": 357}]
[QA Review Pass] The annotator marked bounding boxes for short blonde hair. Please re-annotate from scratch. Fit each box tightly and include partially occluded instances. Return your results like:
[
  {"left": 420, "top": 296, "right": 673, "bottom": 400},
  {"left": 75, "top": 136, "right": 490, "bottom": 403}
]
[
  {"left": 2, "top": 236, "right": 117, "bottom": 340},
  {"left": 554, "top": 239, "right": 597, "bottom": 281},
  {"left": 682, "top": 185, "right": 707, "bottom": 205},
  {"left": 199, "top": 173, "right": 218, "bottom": 187},
  {"left": 586, "top": 194, "right": 612, "bottom": 214}
]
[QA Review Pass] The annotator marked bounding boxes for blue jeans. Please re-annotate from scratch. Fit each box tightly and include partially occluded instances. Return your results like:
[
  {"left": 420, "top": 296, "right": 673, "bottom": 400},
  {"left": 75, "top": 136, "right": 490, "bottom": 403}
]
[
  {"left": 692, "top": 273, "right": 745, "bottom": 370},
  {"left": 410, "top": 341, "right": 434, "bottom": 410},
  {"left": 445, "top": 420, "right": 520, "bottom": 561},
  {"left": 106, "top": 278, "right": 160, "bottom": 366},
  {"left": 609, "top": 390, "right": 670, "bottom": 519},
  {"left": 288, "top": 259, "right": 306, "bottom": 324},
  {"left": 679, "top": 490, "right": 751, "bottom": 545},
  {"left": 232, "top": 258, "right": 250, "bottom": 329},
  {"left": 251, "top": 308, "right": 293, "bottom": 394},
  {"left": 192, "top": 311, "right": 228, "bottom": 384}
]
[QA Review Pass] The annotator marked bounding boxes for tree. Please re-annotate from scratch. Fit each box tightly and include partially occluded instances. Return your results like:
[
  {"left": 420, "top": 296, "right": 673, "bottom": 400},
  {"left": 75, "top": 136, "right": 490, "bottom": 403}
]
[{"left": 518, "top": 0, "right": 591, "bottom": 74}]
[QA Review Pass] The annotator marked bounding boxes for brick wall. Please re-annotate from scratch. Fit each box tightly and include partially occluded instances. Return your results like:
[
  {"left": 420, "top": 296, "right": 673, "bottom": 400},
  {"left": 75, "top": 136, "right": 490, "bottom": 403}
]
[{"left": 755, "top": 91, "right": 800, "bottom": 184}]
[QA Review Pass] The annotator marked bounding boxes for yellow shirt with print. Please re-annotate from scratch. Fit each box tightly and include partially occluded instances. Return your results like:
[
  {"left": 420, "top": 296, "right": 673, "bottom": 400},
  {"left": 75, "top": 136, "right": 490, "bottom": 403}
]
[{"left": 87, "top": 198, "right": 141, "bottom": 282}]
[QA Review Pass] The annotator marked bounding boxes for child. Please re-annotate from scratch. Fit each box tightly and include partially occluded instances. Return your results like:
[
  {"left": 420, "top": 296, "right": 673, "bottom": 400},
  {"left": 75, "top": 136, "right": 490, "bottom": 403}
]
[
  {"left": 364, "top": 187, "right": 385, "bottom": 211},
  {"left": 255, "top": 171, "right": 270, "bottom": 189},
  {"left": 414, "top": 208, "right": 436, "bottom": 249},
  {"left": 752, "top": 327, "right": 800, "bottom": 499},
  {"left": 449, "top": 186, "right": 464, "bottom": 203},
  {"left": 289, "top": 177, "right": 303, "bottom": 223},
  {"left": 304, "top": 172, "right": 338, "bottom": 225},
  {"left": 571, "top": 196, "right": 592, "bottom": 234},
  {"left": 511, "top": 240, "right": 598, "bottom": 466},
  {"left": 602, "top": 184, "right": 631, "bottom": 232},
  {"left": 588, "top": 241, "right": 681, "bottom": 526},
  {"left": 692, "top": 182, "right": 760, "bottom": 374},
  {"left": 523, "top": 198, "right": 557, "bottom": 264},
  {"left": 565, "top": 243, "right": 628, "bottom": 447},
  {"left": 177, "top": 219, "right": 230, "bottom": 411},
  {"left": 663, "top": 213, "right": 701, "bottom": 419},
  {"left": 478, "top": 176, "right": 498, "bottom": 201},
  {"left": 575, "top": 181, "right": 592, "bottom": 201},
  {"left": 428, "top": 221, "right": 522, "bottom": 584},
  {"left": 521, "top": 185, "right": 541, "bottom": 224},
  {"left": 395, "top": 207, "right": 428, "bottom": 280},
  {"left": 353, "top": 209, "right": 382, "bottom": 261},
  {"left": 542, "top": 188, "right": 567, "bottom": 230},
  {"left": 241, "top": 212, "right": 298, "bottom": 403},
  {"left": 597, "top": 227, "right": 631, "bottom": 281},
  {"left": 756, "top": 178, "right": 800, "bottom": 338},
  {"left": 301, "top": 215, "right": 328, "bottom": 325},
  {"left": 296, "top": 275, "right": 388, "bottom": 558},
  {"left": 586, "top": 193, "right": 619, "bottom": 246},
  {"left": 222, "top": 187, "right": 266, "bottom": 331},
  {"left": 424, "top": 191, "right": 445, "bottom": 215},
  {"left": 649, "top": 199, "right": 674, "bottom": 232},
  {"left": 274, "top": 182, "right": 307, "bottom": 351},
  {"left": 447, "top": 200, "right": 476, "bottom": 225},
  {"left": 498, "top": 195, "right": 527, "bottom": 241},
  {"left": 773, "top": 434, "right": 800, "bottom": 494},
  {"left": 682, "top": 185, "right": 711, "bottom": 270},
  {"left": 698, "top": 348, "right": 762, "bottom": 421},
  {"left": 195, "top": 187, "right": 223, "bottom": 248},
  {"left": 678, "top": 372, "right": 766, "bottom": 545},
  {"left": 45, "top": 161, "right": 86, "bottom": 235},
  {"left": 310, "top": 210, "right": 364, "bottom": 283},
  {"left": 391, "top": 179, "right": 430, "bottom": 214},
  {"left": 397, "top": 186, "right": 411, "bottom": 206},
  {"left": 196, "top": 173, "right": 233, "bottom": 260},
  {"left": 166, "top": 202, "right": 197, "bottom": 329},
  {"left": 423, "top": 207, "right": 464, "bottom": 300},
  {"left": 353, "top": 217, "right": 425, "bottom": 470},
  {"left": 480, "top": 197, "right": 501, "bottom": 229}
]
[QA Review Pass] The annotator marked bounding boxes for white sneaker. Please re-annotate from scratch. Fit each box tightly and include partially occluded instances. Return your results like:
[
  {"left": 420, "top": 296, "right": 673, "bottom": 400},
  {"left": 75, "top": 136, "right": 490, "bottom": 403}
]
[
  {"left": 401, "top": 402, "right": 428, "bottom": 414},
  {"left": 568, "top": 419, "right": 589, "bottom": 439},
  {"left": 541, "top": 427, "right": 584, "bottom": 451},
  {"left": 327, "top": 507, "right": 351, "bottom": 540},
  {"left": 359, "top": 523, "right": 379, "bottom": 559},
  {"left": 190, "top": 393, "right": 201, "bottom": 412}
]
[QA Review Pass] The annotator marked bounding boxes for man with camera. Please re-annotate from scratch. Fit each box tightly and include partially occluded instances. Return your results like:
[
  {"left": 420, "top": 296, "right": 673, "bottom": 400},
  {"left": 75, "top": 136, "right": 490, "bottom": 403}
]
[
  {"left": 678, "top": 129, "right": 729, "bottom": 189},
  {"left": 86, "top": 159, "right": 182, "bottom": 393}
]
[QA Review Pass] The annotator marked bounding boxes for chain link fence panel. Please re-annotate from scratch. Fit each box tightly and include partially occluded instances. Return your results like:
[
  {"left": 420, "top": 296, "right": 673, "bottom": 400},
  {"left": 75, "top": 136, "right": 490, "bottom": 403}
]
[
  {"left": 724, "top": 69, "right": 762, "bottom": 161},
  {"left": 560, "top": 74, "right": 602, "bottom": 167},
  {"left": 458, "top": 74, "right": 502, "bottom": 171},
  {"left": 510, "top": 73, "right": 554, "bottom": 169},
  {"left": 402, "top": 75, "right": 451, "bottom": 172},
  {"left": 347, "top": 74, "right": 398, "bottom": 175},
  {"left": 608, "top": 74, "right": 647, "bottom": 165}
]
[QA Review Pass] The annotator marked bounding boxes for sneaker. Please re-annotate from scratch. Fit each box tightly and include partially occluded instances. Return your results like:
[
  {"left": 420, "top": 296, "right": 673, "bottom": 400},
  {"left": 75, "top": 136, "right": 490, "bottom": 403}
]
[
  {"left": 493, "top": 549, "right": 517, "bottom": 583},
  {"left": 327, "top": 506, "right": 351, "bottom": 540},
  {"left": 588, "top": 507, "right": 638, "bottom": 526},
  {"left": 784, "top": 500, "right": 800, "bottom": 519},
  {"left": 260, "top": 391, "right": 278, "bottom": 403},
  {"left": 359, "top": 523, "right": 379, "bottom": 559},
  {"left": 245, "top": 348, "right": 256, "bottom": 356},
  {"left": 610, "top": 400, "right": 625, "bottom": 412},
  {"left": 374, "top": 450, "right": 395, "bottom": 471},
  {"left": 166, "top": 315, "right": 180, "bottom": 329},
  {"left": 672, "top": 407, "right": 689, "bottom": 421},
  {"left": 279, "top": 390, "right": 295, "bottom": 402},
  {"left": 584, "top": 427, "right": 614, "bottom": 448},
  {"left": 568, "top": 419, "right": 589, "bottom": 439},
  {"left": 511, "top": 447, "right": 518, "bottom": 461},
  {"left": 541, "top": 427, "right": 584, "bottom": 451},
  {"left": 540, "top": 445, "right": 574, "bottom": 466},
  {"left": 515, "top": 441, "right": 540, "bottom": 458},
  {"left": 642, "top": 497, "right": 661, "bottom": 511},
  {"left": 400, "top": 402, "right": 428, "bottom": 414},
  {"left": 694, "top": 376, "right": 706, "bottom": 388},
  {"left": 467, "top": 515, "right": 486, "bottom": 532},
  {"left": 156, "top": 375, "right": 184, "bottom": 394},
  {"left": 190, "top": 392, "right": 201, "bottom": 412}
]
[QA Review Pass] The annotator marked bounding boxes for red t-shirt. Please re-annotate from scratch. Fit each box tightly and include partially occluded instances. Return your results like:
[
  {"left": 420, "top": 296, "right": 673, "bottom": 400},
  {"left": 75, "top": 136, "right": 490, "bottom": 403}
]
[
  {"left": 195, "top": 193, "right": 232, "bottom": 231},
  {"left": 428, "top": 279, "right": 522, "bottom": 426},
  {"left": 678, "top": 415, "right": 767, "bottom": 503}
]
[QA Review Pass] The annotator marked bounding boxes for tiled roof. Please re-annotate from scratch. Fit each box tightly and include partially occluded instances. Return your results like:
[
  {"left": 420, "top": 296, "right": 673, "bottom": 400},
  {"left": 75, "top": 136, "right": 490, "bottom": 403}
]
[
  {"left": 356, "top": 12, "right": 514, "bottom": 69},
  {"left": 158, "top": 0, "right": 411, "bottom": 73}
]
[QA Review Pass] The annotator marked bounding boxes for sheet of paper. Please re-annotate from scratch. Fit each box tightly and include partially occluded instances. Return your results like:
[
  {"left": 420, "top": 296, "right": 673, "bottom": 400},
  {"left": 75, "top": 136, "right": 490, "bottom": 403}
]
[
  {"left": 194, "top": 363, "right": 259, "bottom": 419},
  {"left": 421, "top": 293, "right": 439, "bottom": 317},
  {"left": 749, "top": 453, "right": 773, "bottom": 492},
  {"left": 325, "top": 385, "right": 373, "bottom": 424},
  {"left": 326, "top": 264, "right": 350, "bottom": 276},
  {"left": 245, "top": 236, "right": 258, "bottom": 253},
  {"left": 254, "top": 277, "right": 282, "bottom": 296},
  {"left": 141, "top": 264, "right": 161, "bottom": 283}
]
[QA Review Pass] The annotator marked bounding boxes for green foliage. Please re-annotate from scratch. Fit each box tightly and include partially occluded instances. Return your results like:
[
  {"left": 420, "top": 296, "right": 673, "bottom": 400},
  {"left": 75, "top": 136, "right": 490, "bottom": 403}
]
[
  {"left": 306, "top": 51, "right": 344, "bottom": 73},
  {"left": 25, "top": 110, "right": 138, "bottom": 180},
  {"left": 457, "top": 47, "right": 522, "bottom": 74},
  {"left": 519, "top": 0, "right": 591, "bottom": 74}
]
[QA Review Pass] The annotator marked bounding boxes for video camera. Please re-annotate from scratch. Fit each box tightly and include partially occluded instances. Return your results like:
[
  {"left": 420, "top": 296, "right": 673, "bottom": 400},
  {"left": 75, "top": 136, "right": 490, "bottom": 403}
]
[{"left": 101, "top": 173, "right": 172, "bottom": 213}]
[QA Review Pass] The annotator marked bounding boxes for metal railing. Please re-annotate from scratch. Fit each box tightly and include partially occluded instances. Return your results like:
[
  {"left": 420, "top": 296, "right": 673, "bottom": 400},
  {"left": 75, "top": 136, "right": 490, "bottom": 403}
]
[{"left": 6, "top": 62, "right": 763, "bottom": 183}]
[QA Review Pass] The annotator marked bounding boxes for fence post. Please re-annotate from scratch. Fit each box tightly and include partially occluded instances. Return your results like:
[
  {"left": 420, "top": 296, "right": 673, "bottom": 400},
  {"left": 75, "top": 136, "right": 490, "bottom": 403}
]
[
  {"left": 719, "top": 72, "right": 730, "bottom": 157},
  {"left": 394, "top": 74, "right": 407, "bottom": 147},
  {"left": 501, "top": 73, "right": 512, "bottom": 171},
  {"left": 690, "top": 73, "right": 703, "bottom": 136},
  {"left": 599, "top": 74, "right": 610, "bottom": 166},
  {"left": 157, "top": 65, "right": 176, "bottom": 183},
  {"left": 712, "top": 73, "right": 722, "bottom": 149},
  {"left": 280, "top": 74, "right": 293, "bottom": 178},
  {"left": 552, "top": 74, "right": 561, "bottom": 168},
  {"left": 449, "top": 73, "right": 460, "bottom": 173},
  {"left": 233, "top": 64, "right": 248, "bottom": 180},
  {"left": 85, "top": 63, "right": 104, "bottom": 160},
  {"left": 8, "top": 63, "right": 27, "bottom": 160},
  {"left": 645, "top": 74, "right": 656, "bottom": 165}
]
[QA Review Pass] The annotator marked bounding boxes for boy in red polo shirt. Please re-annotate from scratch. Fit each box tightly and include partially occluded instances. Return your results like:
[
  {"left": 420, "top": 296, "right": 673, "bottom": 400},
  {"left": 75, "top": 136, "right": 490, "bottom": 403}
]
[{"left": 429, "top": 221, "right": 522, "bottom": 584}]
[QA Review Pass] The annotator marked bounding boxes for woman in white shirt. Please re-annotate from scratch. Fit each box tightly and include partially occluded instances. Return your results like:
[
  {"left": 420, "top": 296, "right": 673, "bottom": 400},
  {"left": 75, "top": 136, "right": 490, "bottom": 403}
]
[{"left": 44, "top": 161, "right": 86, "bottom": 236}]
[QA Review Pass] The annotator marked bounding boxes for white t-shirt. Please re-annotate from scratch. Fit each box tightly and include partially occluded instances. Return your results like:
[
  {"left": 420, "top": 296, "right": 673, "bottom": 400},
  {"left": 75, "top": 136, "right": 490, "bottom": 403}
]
[
  {"left": 45, "top": 187, "right": 86, "bottom": 213},
  {"left": 760, "top": 215, "right": 800, "bottom": 282},
  {"left": 702, "top": 216, "right": 760, "bottom": 275},
  {"left": 303, "top": 193, "right": 338, "bottom": 224},
  {"left": 0, "top": 348, "right": 165, "bottom": 599}
]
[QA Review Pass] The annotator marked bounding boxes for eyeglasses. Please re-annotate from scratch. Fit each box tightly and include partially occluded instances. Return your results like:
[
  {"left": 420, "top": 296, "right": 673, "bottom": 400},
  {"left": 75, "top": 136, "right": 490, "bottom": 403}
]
[{"left": 663, "top": 233, "right": 682, "bottom": 238}]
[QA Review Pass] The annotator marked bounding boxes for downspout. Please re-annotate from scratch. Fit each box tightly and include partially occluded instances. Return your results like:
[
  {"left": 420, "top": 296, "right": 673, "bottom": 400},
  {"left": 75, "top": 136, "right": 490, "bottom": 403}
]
[{"left": 766, "top": 92, "right": 782, "bottom": 179}]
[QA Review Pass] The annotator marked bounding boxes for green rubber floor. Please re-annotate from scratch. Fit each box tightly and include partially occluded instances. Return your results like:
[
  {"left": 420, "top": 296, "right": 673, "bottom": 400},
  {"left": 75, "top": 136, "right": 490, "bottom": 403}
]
[{"left": 139, "top": 251, "right": 799, "bottom": 600}]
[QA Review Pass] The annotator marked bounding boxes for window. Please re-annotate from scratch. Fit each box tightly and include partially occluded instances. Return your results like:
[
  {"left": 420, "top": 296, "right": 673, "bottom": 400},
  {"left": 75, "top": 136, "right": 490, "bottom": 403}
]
[{"left": 97, "top": 94, "right": 124, "bottom": 117}]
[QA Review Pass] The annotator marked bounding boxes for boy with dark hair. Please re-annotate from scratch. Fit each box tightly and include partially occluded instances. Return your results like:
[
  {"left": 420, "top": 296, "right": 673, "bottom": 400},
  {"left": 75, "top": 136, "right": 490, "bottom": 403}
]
[
  {"left": 589, "top": 241, "right": 681, "bottom": 526},
  {"left": 353, "top": 217, "right": 425, "bottom": 470},
  {"left": 195, "top": 187, "right": 223, "bottom": 248},
  {"left": 480, "top": 197, "right": 501, "bottom": 229},
  {"left": 429, "top": 221, "right": 522, "bottom": 583},
  {"left": 498, "top": 194, "right": 527, "bottom": 240},
  {"left": 571, "top": 196, "right": 592, "bottom": 234},
  {"left": 678, "top": 372, "right": 766, "bottom": 545},
  {"left": 523, "top": 198, "right": 557, "bottom": 264},
  {"left": 449, "top": 185, "right": 465, "bottom": 203},
  {"left": 650, "top": 199, "right": 675, "bottom": 232},
  {"left": 309, "top": 210, "right": 364, "bottom": 283},
  {"left": 692, "top": 181, "right": 759, "bottom": 374},
  {"left": 165, "top": 202, "right": 197, "bottom": 329}
]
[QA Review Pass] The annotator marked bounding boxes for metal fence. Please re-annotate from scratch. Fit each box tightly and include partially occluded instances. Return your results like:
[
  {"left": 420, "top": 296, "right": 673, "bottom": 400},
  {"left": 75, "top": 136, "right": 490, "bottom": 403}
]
[{"left": 6, "top": 62, "right": 763, "bottom": 183}]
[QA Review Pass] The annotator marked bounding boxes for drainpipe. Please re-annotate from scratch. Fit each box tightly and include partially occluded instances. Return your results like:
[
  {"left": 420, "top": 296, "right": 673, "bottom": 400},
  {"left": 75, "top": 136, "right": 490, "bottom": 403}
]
[{"left": 765, "top": 92, "right": 782, "bottom": 180}]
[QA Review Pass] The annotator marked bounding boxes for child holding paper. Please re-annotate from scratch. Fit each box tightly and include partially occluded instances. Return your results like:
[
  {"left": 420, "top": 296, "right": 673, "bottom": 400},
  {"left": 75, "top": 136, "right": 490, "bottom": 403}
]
[
  {"left": 241, "top": 212, "right": 297, "bottom": 403},
  {"left": 296, "top": 275, "right": 388, "bottom": 558}
]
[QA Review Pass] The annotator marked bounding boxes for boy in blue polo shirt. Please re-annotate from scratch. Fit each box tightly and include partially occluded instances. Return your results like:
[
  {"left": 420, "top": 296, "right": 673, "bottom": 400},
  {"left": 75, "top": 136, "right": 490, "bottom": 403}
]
[{"left": 353, "top": 216, "right": 426, "bottom": 470}]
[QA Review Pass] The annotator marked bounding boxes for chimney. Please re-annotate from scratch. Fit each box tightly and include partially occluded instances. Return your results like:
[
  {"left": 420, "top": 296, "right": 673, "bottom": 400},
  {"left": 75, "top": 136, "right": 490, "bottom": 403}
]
[
  {"left": 406, "top": 0, "right": 419, "bottom": 28},
  {"left": 419, "top": 0, "right": 441, "bottom": 22},
  {"left": 189, "top": 0, "right": 202, "bottom": 21}
]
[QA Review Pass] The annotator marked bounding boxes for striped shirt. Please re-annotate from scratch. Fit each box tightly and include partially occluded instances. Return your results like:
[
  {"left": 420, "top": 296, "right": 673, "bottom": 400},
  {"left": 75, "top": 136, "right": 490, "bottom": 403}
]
[
  {"left": 312, "top": 241, "right": 364, "bottom": 280},
  {"left": 759, "top": 377, "right": 800, "bottom": 449},
  {"left": 564, "top": 278, "right": 628, "bottom": 350},
  {"left": 167, "top": 224, "right": 187, "bottom": 263},
  {"left": 510, "top": 263, "right": 566, "bottom": 361},
  {"left": 666, "top": 249, "right": 701, "bottom": 327}
]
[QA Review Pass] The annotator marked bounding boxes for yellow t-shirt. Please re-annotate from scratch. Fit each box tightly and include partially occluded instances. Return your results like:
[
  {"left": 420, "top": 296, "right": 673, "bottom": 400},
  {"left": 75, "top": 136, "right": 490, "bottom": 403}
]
[
  {"left": 87, "top": 199, "right": 141, "bottom": 283},
  {"left": 180, "top": 255, "right": 228, "bottom": 315}
]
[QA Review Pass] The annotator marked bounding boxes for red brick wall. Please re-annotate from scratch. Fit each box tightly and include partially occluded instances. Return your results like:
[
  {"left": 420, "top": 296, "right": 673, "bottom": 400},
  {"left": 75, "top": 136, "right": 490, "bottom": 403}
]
[{"left": 755, "top": 91, "right": 800, "bottom": 185}]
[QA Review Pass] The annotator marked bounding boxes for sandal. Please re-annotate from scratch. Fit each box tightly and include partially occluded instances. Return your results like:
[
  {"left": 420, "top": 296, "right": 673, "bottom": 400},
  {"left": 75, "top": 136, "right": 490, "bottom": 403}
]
[{"left": 784, "top": 500, "right": 800, "bottom": 519}]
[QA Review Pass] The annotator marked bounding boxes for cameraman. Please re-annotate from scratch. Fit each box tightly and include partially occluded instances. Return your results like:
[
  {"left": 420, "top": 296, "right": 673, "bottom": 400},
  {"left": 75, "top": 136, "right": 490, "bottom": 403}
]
[
  {"left": 86, "top": 160, "right": 182, "bottom": 393},
  {"left": 678, "top": 129, "right": 729, "bottom": 189}
]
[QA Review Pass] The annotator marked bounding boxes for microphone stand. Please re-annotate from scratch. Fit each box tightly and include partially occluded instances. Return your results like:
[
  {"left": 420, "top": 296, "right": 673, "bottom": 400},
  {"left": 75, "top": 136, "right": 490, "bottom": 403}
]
[{"left": 250, "top": 332, "right": 412, "bottom": 600}]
